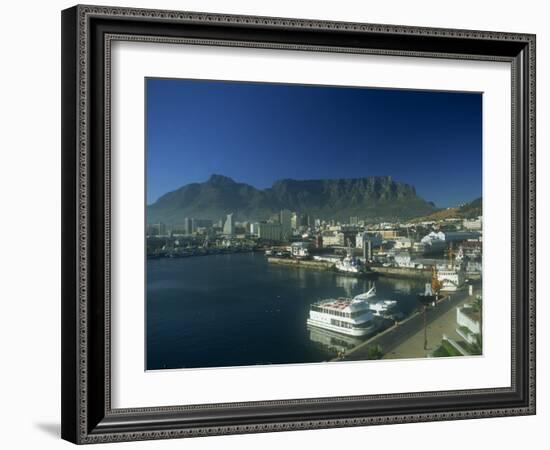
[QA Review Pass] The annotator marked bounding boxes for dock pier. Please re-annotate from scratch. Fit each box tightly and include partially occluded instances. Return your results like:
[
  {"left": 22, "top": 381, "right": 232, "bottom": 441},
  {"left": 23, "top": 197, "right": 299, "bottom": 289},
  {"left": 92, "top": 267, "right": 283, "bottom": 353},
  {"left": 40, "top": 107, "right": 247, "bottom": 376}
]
[
  {"left": 334, "top": 286, "right": 475, "bottom": 362},
  {"left": 267, "top": 257, "right": 333, "bottom": 270}
]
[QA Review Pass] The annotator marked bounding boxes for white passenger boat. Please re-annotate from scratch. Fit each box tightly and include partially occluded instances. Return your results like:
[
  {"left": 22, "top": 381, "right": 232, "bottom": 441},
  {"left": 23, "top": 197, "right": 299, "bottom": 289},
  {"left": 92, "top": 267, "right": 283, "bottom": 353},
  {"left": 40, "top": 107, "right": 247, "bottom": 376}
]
[{"left": 307, "top": 285, "right": 395, "bottom": 336}]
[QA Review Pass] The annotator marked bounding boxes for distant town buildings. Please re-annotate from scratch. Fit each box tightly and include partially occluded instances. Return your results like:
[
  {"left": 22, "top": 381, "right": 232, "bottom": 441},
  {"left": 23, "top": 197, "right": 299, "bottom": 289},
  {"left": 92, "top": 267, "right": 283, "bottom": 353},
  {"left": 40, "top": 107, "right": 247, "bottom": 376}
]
[
  {"left": 147, "top": 222, "right": 167, "bottom": 236},
  {"left": 355, "top": 232, "right": 383, "bottom": 249},
  {"left": 194, "top": 219, "right": 213, "bottom": 229},
  {"left": 379, "top": 229, "right": 399, "bottom": 239},
  {"left": 147, "top": 199, "right": 483, "bottom": 278},
  {"left": 422, "top": 230, "right": 481, "bottom": 244}
]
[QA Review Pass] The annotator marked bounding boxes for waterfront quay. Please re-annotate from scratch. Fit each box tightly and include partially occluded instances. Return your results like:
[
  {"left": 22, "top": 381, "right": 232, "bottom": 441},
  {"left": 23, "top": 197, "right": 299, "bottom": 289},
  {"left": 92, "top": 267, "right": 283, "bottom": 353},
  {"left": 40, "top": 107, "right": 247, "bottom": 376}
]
[
  {"left": 267, "top": 257, "right": 332, "bottom": 270},
  {"left": 335, "top": 283, "right": 477, "bottom": 362},
  {"left": 147, "top": 208, "right": 483, "bottom": 285},
  {"left": 371, "top": 266, "right": 431, "bottom": 280}
]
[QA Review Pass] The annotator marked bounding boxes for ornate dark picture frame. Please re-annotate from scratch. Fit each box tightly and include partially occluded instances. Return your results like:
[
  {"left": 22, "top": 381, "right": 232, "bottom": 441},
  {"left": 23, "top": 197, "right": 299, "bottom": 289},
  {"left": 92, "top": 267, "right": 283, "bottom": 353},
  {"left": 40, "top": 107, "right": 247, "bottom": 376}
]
[{"left": 61, "top": 4, "right": 536, "bottom": 444}]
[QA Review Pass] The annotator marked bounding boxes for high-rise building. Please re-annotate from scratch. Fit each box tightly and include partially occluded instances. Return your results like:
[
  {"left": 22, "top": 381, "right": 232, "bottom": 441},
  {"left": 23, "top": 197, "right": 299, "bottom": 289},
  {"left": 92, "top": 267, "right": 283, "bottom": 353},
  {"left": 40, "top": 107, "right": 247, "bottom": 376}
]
[
  {"left": 300, "top": 214, "right": 311, "bottom": 228},
  {"left": 184, "top": 217, "right": 194, "bottom": 235},
  {"left": 291, "top": 212, "right": 298, "bottom": 231},
  {"left": 223, "top": 213, "right": 234, "bottom": 235},
  {"left": 280, "top": 209, "right": 292, "bottom": 239},
  {"left": 258, "top": 222, "right": 282, "bottom": 241}
]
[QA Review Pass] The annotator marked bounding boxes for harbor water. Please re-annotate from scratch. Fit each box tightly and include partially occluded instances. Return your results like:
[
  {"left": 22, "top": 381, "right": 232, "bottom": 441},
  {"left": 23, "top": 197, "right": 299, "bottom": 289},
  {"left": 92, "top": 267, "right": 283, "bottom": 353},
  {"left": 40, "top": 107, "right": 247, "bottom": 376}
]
[{"left": 147, "top": 253, "right": 425, "bottom": 370}]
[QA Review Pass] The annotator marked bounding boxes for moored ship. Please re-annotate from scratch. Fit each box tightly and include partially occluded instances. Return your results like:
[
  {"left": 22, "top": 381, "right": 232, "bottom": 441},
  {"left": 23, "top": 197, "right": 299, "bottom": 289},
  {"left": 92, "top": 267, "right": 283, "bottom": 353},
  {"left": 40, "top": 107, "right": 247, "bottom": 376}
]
[
  {"left": 307, "top": 285, "right": 396, "bottom": 337},
  {"left": 436, "top": 266, "right": 464, "bottom": 291},
  {"left": 334, "top": 240, "right": 373, "bottom": 275},
  {"left": 335, "top": 253, "right": 363, "bottom": 273}
]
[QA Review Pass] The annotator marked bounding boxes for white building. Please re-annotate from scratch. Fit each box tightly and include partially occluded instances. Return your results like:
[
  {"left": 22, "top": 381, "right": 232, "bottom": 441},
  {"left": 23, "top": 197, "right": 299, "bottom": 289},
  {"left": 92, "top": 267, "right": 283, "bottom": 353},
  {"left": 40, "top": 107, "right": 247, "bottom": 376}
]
[
  {"left": 394, "top": 252, "right": 415, "bottom": 268},
  {"left": 250, "top": 222, "right": 260, "bottom": 236},
  {"left": 456, "top": 306, "right": 481, "bottom": 344},
  {"left": 290, "top": 242, "right": 310, "bottom": 258},
  {"left": 393, "top": 237, "right": 413, "bottom": 250},
  {"left": 223, "top": 213, "right": 234, "bottom": 235},
  {"left": 322, "top": 231, "right": 345, "bottom": 247},
  {"left": 420, "top": 231, "right": 481, "bottom": 254},
  {"left": 463, "top": 216, "right": 482, "bottom": 230},
  {"left": 291, "top": 212, "right": 298, "bottom": 231},
  {"left": 421, "top": 231, "right": 445, "bottom": 244}
]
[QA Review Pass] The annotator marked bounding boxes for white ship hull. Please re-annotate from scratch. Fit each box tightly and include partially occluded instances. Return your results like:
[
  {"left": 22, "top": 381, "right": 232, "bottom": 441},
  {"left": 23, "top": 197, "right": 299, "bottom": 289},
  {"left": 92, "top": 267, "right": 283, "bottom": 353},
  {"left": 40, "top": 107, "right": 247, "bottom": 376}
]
[
  {"left": 335, "top": 266, "right": 361, "bottom": 274},
  {"left": 437, "top": 270, "right": 464, "bottom": 292},
  {"left": 306, "top": 318, "right": 376, "bottom": 336}
]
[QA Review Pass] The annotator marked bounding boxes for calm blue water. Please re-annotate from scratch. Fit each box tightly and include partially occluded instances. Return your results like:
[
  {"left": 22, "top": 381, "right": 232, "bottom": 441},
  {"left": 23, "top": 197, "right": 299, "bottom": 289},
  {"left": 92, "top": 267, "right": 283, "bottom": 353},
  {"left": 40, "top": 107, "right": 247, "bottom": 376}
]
[{"left": 146, "top": 253, "right": 423, "bottom": 370}]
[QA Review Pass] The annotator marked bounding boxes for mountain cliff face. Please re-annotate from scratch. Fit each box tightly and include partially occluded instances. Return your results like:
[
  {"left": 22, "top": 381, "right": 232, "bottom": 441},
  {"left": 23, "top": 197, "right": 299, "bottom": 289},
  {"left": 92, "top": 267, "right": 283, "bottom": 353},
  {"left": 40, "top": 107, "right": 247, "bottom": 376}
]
[{"left": 147, "top": 174, "right": 437, "bottom": 224}]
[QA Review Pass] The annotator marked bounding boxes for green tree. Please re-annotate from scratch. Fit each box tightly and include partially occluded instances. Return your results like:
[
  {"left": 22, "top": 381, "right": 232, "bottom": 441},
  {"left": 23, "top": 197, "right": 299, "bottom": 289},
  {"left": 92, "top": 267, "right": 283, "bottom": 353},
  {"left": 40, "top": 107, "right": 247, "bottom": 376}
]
[{"left": 367, "top": 345, "right": 384, "bottom": 360}]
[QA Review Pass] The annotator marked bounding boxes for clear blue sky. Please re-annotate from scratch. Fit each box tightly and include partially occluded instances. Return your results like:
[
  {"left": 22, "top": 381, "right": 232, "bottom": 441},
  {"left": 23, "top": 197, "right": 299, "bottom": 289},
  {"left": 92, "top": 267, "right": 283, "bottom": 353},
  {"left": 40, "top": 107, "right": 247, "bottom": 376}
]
[{"left": 146, "top": 78, "right": 482, "bottom": 208}]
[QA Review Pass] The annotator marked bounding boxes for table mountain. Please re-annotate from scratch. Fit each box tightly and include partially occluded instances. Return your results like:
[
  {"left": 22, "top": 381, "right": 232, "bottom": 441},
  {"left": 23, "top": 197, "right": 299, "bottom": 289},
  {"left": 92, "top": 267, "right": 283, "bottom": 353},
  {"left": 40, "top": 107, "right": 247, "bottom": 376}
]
[{"left": 147, "top": 174, "right": 437, "bottom": 224}]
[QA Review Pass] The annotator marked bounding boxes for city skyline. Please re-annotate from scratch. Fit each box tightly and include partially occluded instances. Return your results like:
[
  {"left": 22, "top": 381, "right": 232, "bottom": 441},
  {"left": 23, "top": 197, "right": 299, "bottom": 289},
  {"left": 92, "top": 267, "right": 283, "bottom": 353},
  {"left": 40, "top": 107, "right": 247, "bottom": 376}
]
[{"left": 146, "top": 78, "right": 482, "bottom": 208}]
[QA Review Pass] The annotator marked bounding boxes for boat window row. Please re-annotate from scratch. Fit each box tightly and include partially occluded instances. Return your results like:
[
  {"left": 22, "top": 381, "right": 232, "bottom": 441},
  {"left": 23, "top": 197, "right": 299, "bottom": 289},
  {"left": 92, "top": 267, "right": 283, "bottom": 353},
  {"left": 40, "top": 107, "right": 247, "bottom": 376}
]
[
  {"left": 330, "top": 319, "right": 353, "bottom": 329},
  {"left": 311, "top": 305, "right": 349, "bottom": 317},
  {"left": 311, "top": 305, "right": 369, "bottom": 318}
]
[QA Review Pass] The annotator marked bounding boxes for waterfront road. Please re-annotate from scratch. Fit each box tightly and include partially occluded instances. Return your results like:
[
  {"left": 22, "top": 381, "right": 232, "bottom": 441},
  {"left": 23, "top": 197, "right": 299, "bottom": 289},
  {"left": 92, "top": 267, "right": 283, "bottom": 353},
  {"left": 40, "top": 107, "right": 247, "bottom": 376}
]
[{"left": 338, "top": 284, "right": 478, "bottom": 361}]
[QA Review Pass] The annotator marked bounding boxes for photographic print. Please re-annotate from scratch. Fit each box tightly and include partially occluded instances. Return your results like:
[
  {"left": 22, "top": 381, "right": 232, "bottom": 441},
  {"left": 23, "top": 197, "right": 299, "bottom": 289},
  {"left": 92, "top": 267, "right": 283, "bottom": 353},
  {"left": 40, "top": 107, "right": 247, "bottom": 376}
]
[{"left": 145, "top": 78, "right": 483, "bottom": 371}]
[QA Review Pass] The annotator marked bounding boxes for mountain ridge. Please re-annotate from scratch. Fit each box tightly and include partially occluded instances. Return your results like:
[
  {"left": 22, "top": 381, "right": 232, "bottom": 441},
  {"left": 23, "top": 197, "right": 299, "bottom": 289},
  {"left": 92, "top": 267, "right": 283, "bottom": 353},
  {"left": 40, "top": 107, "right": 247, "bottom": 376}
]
[{"left": 147, "top": 174, "right": 439, "bottom": 224}]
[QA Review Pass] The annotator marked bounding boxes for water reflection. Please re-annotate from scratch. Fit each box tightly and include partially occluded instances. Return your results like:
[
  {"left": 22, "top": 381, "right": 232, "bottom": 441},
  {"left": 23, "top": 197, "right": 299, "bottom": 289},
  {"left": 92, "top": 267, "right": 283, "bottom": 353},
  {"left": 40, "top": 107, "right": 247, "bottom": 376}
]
[
  {"left": 334, "top": 275, "right": 358, "bottom": 297},
  {"left": 308, "top": 325, "right": 363, "bottom": 356},
  {"left": 392, "top": 280, "right": 413, "bottom": 295}
]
